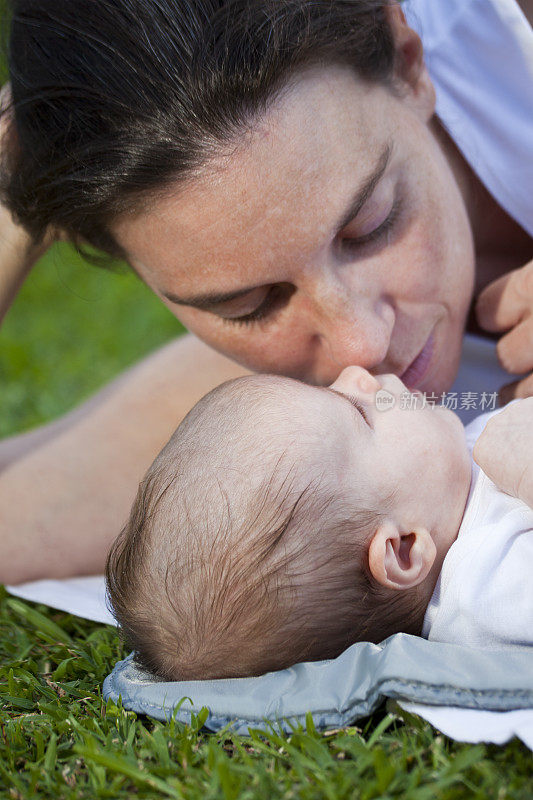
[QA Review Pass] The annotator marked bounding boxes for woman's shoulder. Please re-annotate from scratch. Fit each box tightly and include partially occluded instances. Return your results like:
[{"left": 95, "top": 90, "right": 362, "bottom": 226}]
[{"left": 404, "top": 0, "right": 531, "bottom": 46}]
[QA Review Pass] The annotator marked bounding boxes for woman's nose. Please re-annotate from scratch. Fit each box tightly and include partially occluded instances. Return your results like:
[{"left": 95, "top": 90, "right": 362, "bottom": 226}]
[{"left": 314, "top": 291, "right": 395, "bottom": 372}]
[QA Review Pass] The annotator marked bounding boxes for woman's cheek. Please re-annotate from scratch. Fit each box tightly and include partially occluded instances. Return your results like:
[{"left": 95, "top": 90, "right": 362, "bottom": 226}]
[
  {"left": 403, "top": 188, "right": 458, "bottom": 297},
  {"left": 176, "top": 308, "right": 302, "bottom": 376}
]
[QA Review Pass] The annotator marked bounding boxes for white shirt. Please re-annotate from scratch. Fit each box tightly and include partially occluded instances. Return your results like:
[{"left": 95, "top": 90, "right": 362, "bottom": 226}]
[
  {"left": 404, "top": 0, "right": 533, "bottom": 237},
  {"left": 423, "top": 404, "right": 533, "bottom": 649}
]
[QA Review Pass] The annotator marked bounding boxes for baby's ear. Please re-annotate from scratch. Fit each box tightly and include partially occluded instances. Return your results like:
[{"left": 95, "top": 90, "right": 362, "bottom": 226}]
[{"left": 367, "top": 521, "right": 436, "bottom": 591}]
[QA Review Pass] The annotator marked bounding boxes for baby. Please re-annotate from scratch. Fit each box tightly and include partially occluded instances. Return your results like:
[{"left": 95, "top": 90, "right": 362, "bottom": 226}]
[{"left": 106, "top": 366, "right": 533, "bottom": 681}]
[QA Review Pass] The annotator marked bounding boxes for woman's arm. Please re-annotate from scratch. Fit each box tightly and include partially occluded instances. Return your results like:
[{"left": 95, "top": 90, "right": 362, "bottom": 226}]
[{"left": 0, "top": 333, "right": 251, "bottom": 585}]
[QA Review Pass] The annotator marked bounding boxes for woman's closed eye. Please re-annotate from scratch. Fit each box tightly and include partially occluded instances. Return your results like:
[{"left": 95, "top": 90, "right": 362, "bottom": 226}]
[
  {"left": 222, "top": 196, "right": 402, "bottom": 327},
  {"left": 339, "top": 197, "right": 401, "bottom": 251},
  {"left": 221, "top": 284, "right": 293, "bottom": 327}
]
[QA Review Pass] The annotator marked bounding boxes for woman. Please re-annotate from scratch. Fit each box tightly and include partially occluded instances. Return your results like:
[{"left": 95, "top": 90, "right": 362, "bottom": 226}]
[{"left": 0, "top": 0, "right": 532, "bottom": 583}]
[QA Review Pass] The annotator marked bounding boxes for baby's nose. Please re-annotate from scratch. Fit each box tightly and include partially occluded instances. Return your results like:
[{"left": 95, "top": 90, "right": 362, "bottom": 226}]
[{"left": 329, "top": 366, "right": 381, "bottom": 395}]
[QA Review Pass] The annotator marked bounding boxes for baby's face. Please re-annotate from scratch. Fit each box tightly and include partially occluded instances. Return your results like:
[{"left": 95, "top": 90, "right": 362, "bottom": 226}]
[{"left": 253, "top": 366, "right": 472, "bottom": 554}]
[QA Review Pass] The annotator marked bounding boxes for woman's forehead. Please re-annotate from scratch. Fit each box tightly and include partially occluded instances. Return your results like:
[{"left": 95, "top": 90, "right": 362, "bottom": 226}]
[{"left": 112, "top": 65, "right": 395, "bottom": 289}]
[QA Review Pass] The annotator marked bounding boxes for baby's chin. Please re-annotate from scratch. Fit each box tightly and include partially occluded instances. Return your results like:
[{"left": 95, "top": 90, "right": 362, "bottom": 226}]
[{"left": 434, "top": 402, "right": 463, "bottom": 431}]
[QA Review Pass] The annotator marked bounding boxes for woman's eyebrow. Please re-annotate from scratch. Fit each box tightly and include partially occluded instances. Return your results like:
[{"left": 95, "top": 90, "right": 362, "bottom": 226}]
[
  {"left": 334, "top": 140, "right": 393, "bottom": 232},
  {"left": 161, "top": 140, "right": 393, "bottom": 310}
]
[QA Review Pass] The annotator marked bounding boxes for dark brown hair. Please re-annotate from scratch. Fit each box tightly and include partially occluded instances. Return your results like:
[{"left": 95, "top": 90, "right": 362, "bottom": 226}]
[{"left": 1, "top": 1, "right": 397, "bottom": 260}]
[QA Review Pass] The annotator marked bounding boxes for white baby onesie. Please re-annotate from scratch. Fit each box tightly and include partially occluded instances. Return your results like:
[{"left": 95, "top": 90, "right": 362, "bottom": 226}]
[{"left": 422, "top": 403, "right": 533, "bottom": 649}]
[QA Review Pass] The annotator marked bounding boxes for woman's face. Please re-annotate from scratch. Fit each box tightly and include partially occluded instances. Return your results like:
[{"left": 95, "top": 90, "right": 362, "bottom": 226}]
[{"left": 113, "top": 63, "right": 475, "bottom": 393}]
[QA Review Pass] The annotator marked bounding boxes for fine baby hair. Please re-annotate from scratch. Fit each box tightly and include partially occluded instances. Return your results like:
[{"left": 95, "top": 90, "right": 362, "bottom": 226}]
[{"left": 106, "top": 375, "right": 428, "bottom": 680}]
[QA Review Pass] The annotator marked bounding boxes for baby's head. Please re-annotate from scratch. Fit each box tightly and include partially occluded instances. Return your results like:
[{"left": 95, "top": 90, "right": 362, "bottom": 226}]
[{"left": 106, "top": 366, "right": 471, "bottom": 680}]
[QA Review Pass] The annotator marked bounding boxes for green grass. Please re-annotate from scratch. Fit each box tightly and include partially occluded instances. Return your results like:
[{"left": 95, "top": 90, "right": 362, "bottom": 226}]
[
  {"left": 0, "top": 247, "right": 532, "bottom": 797},
  {"left": 0, "top": 244, "right": 184, "bottom": 436}
]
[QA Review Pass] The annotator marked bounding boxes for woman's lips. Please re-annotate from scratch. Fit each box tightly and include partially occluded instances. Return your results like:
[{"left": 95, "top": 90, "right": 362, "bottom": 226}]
[{"left": 401, "top": 332, "right": 435, "bottom": 389}]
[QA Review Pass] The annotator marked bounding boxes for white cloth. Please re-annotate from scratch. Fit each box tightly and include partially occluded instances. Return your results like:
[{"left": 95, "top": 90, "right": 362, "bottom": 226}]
[
  {"left": 423, "top": 403, "right": 533, "bottom": 648},
  {"left": 404, "top": 0, "right": 533, "bottom": 238},
  {"left": 398, "top": 705, "right": 533, "bottom": 749},
  {"left": 8, "top": 575, "right": 115, "bottom": 625}
]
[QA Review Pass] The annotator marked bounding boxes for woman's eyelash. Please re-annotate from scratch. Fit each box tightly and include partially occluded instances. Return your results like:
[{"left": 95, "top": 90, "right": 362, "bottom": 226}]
[
  {"left": 223, "top": 198, "right": 401, "bottom": 327},
  {"left": 222, "top": 285, "right": 287, "bottom": 327}
]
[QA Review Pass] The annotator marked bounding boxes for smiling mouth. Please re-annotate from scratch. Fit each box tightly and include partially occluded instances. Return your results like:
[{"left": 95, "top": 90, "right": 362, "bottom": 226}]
[{"left": 400, "top": 332, "right": 435, "bottom": 390}]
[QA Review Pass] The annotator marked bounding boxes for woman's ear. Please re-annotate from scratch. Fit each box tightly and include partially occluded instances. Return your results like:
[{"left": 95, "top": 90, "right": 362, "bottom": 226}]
[
  {"left": 384, "top": 2, "right": 436, "bottom": 122},
  {"left": 367, "top": 520, "right": 437, "bottom": 590}
]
